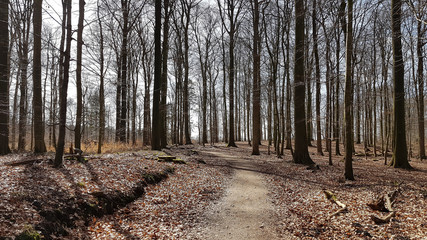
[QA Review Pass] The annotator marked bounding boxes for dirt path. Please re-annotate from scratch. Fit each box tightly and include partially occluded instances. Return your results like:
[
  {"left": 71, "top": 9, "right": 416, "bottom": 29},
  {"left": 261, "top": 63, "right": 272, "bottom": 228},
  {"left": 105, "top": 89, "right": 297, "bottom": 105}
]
[{"left": 192, "top": 150, "right": 280, "bottom": 240}]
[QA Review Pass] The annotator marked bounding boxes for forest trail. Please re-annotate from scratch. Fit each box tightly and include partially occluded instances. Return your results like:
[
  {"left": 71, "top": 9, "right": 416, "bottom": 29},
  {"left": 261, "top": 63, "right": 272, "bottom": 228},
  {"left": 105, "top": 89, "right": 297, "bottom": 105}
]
[{"left": 193, "top": 150, "right": 281, "bottom": 240}]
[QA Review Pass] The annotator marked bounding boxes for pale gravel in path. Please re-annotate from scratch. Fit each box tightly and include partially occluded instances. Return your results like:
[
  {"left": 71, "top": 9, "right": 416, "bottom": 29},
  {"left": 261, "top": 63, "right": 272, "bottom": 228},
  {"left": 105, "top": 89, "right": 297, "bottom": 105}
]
[{"left": 189, "top": 151, "right": 282, "bottom": 240}]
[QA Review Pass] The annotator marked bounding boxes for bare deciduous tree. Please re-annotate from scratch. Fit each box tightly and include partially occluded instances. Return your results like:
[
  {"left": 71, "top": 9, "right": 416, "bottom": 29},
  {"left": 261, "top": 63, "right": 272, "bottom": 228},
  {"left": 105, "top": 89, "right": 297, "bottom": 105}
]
[
  {"left": 0, "top": 0, "right": 10, "bottom": 155},
  {"left": 293, "top": 0, "right": 314, "bottom": 165}
]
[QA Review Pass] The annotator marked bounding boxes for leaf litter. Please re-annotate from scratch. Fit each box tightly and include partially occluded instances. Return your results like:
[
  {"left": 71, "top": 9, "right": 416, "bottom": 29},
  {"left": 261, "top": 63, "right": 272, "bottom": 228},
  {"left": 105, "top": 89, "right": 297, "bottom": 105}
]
[
  {"left": 0, "top": 150, "right": 231, "bottom": 239},
  {"left": 1, "top": 142, "right": 427, "bottom": 239}
]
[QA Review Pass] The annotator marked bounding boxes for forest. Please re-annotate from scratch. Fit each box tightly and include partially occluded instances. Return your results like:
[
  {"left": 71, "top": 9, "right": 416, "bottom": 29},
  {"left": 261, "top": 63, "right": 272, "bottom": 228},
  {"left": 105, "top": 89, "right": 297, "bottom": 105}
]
[{"left": 0, "top": 0, "right": 427, "bottom": 239}]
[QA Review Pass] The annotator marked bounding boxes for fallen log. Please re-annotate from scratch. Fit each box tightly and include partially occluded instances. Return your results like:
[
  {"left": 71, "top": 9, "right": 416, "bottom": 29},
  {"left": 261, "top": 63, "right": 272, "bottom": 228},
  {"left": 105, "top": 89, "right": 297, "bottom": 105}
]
[
  {"left": 6, "top": 158, "right": 43, "bottom": 166},
  {"left": 323, "top": 190, "right": 347, "bottom": 219},
  {"left": 368, "top": 189, "right": 400, "bottom": 224},
  {"left": 157, "top": 155, "right": 176, "bottom": 162}
]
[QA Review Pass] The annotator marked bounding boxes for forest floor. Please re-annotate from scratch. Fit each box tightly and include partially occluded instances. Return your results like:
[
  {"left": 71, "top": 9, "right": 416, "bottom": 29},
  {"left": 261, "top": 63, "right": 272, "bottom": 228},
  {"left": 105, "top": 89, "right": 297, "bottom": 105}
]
[{"left": 1, "top": 141, "right": 427, "bottom": 239}]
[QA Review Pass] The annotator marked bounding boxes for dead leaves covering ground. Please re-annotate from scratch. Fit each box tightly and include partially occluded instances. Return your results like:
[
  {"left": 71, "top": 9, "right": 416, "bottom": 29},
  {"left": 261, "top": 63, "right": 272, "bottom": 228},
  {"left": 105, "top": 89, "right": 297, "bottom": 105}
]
[
  {"left": 183, "top": 143, "right": 427, "bottom": 239},
  {"left": 1, "top": 142, "right": 427, "bottom": 239},
  {"left": 253, "top": 143, "right": 427, "bottom": 240},
  {"left": 0, "top": 149, "right": 230, "bottom": 239}
]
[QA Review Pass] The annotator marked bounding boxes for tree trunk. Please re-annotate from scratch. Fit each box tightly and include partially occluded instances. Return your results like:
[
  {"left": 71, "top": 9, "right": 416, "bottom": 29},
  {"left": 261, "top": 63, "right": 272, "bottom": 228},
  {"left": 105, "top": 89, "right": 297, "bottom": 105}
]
[
  {"left": 320, "top": 11, "right": 332, "bottom": 158},
  {"left": 217, "top": 0, "right": 242, "bottom": 148},
  {"left": 265, "top": 3, "right": 281, "bottom": 155},
  {"left": 202, "top": 60, "right": 208, "bottom": 145},
  {"left": 0, "top": 0, "right": 9, "bottom": 155},
  {"left": 17, "top": 7, "right": 31, "bottom": 152},
  {"left": 251, "top": 0, "right": 261, "bottom": 155},
  {"left": 280, "top": 13, "right": 286, "bottom": 154},
  {"left": 11, "top": 71, "right": 19, "bottom": 150},
  {"left": 143, "top": 62, "right": 152, "bottom": 146},
  {"left": 212, "top": 72, "right": 219, "bottom": 143},
  {"left": 379, "top": 33, "right": 389, "bottom": 158},
  {"left": 293, "top": 0, "right": 314, "bottom": 165},
  {"left": 33, "top": 0, "right": 47, "bottom": 153},
  {"left": 221, "top": 24, "right": 228, "bottom": 143},
  {"left": 391, "top": 0, "right": 411, "bottom": 169},
  {"left": 246, "top": 71, "right": 251, "bottom": 146},
  {"left": 54, "top": 0, "right": 72, "bottom": 167},
  {"left": 356, "top": 73, "right": 361, "bottom": 144},
  {"left": 75, "top": 0, "right": 85, "bottom": 150},
  {"left": 313, "top": 0, "right": 323, "bottom": 156},
  {"left": 228, "top": 24, "right": 237, "bottom": 148},
  {"left": 119, "top": 0, "right": 129, "bottom": 143},
  {"left": 115, "top": 60, "right": 121, "bottom": 142},
  {"left": 416, "top": 20, "right": 425, "bottom": 159},
  {"left": 152, "top": 0, "right": 162, "bottom": 150},
  {"left": 50, "top": 49, "right": 58, "bottom": 149},
  {"left": 130, "top": 58, "right": 137, "bottom": 145},
  {"left": 160, "top": 0, "right": 171, "bottom": 148},
  {"left": 141, "top": 36, "right": 152, "bottom": 146},
  {"left": 284, "top": 19, "right": 292, "bottom": 150},
  {"left": 97, "top": 0, "right": 105, "bottom": 154},
  {"left": 372, "top": 21, "right": 378, "bottom": 157},
  {"left": 306, "top": 53, "right": 313, "bottom": 147},
  {"left": 193, "top": 11, "right": 211, "bottom": 146},
  {"left": 334, "top": 34, "right": 341, "bottom": 156},
  {"left": 267, "top": 78, "right": 272, "bottom": 154},
  {"left": 18, "top": 45, "right": 28, "bottom": 152},
  {"left": 172, "top": 26, "right": 184, "bottom": 145},
  {"left": 235, "top": 62, "right": 240, "bottom": 143},
  {"left": 209, "top": 68, "right": 216, "bottom": 144},
  {"left": 335, "top": 0, "right": 346, "bottom": 156},
  {"left": 344, "top": 0, "right": 354, "bottom": 180},
  {"left": 183, "top": 1, "right": 193, "bottom": 145}
]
